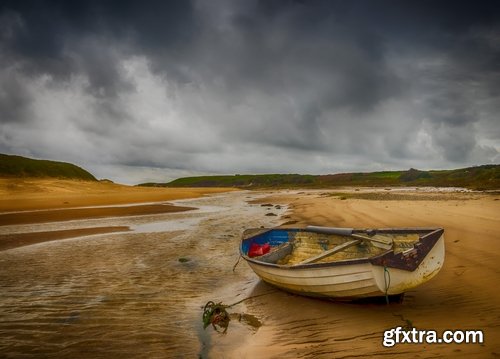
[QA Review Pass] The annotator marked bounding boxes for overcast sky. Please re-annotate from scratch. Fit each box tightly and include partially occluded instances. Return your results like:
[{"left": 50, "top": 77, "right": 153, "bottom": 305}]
[{"left": 0, "top": 0, "right": 499, "bottom": 184}]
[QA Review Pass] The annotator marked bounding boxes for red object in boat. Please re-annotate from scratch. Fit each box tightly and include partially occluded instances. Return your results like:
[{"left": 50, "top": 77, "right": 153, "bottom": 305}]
[{"left": 248, "top": 243, "right": 271, "bottom": 257}]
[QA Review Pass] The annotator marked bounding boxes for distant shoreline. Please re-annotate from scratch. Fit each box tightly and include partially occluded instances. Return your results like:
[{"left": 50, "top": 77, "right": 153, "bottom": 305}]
[{"left": 151, "top": 165, "right": 500, "bottom": 190}]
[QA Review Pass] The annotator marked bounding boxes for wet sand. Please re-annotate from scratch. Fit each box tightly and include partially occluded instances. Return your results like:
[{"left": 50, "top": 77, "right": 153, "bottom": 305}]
[
  {"left": 0, "top": 189, "right": 285, "bottom": 358},
  {"left": 0, "top": 182, "right": 499, "bottom": 358},
  {"left": 0, "top": 204, "right": 195, "bottom": 226},
  {"left": 0, "top": 227, "right": 130, "bottom": 251}
]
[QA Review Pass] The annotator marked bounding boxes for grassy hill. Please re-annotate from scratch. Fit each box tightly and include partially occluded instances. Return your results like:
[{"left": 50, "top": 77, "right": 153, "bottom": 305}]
[
  {"left": 0, "top": 154, "right": 97, "bottom": 181},
  {"left": 152, "top": 174, "right": 317, "bottom": 188},
  {"left": 142, "top": 165, "right": 500, "bottom": 190}
]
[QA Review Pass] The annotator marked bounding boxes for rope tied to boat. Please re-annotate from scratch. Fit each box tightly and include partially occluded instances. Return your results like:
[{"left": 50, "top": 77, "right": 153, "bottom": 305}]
[
  {"left": 383, "top": 265, "right": 391, "bottom": 305},
  {"left": 232, "top": 254, "right": 242, "bottom": 272}
]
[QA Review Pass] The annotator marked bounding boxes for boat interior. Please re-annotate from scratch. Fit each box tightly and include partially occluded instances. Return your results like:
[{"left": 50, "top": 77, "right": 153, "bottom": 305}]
[{"left": 242, "top": 229, "right": 427, "bottom": 266}]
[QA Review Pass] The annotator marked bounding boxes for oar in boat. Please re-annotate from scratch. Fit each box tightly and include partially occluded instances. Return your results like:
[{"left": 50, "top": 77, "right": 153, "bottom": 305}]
[{"left": 306, "top": 225, "right": 393, "bottom": 250}]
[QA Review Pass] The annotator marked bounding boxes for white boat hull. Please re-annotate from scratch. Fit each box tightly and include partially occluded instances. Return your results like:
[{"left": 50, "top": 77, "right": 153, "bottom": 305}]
[{"left": 244, "top": 231, "right": 445, "bottom": 299}]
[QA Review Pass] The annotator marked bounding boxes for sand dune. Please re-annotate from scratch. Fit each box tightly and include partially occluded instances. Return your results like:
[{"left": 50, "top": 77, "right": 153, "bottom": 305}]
[{"left": 0, "top": 178, "right": 232, "bottom": 212}]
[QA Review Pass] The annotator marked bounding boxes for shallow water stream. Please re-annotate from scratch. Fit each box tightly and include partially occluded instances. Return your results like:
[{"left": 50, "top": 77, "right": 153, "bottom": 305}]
[{"left": 0, "top": 191, "right": 285, "bottom": 358}]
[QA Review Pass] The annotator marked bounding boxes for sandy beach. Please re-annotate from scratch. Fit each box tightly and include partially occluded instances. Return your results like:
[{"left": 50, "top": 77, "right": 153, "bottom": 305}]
[
  {"left": 238, "top": 189, "right": 500, "bottom": 358},
  {"left": 0, "top": 179, "right": 499, "bottom": 358},
  {"left": 0, "top": 178, "right": 233, "bottom": 212},
  {"left": 2, "top": 1, "right": 499, "bottom": 357}
]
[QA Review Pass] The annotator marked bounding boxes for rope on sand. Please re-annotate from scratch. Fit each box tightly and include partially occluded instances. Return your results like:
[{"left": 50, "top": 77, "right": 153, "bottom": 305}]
[
  {"left": 232, "top": 254, "right": 242, "bottom": 272},
  {"left": 202, "top": 301, "right": 230, "bottom": 333},
  {"left": 202, "top": 291, "right": 275, "bottom": 333}
]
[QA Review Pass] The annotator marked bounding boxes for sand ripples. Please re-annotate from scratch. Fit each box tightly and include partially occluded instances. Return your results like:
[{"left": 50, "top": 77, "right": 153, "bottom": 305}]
[{"left": 0, "top": 192, "right": 283, "bottom": 358}]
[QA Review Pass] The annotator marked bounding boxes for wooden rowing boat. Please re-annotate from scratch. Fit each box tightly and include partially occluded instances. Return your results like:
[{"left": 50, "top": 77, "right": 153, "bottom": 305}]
[{"left": 240, "top": 226, "right": 445, "bottom": 300}]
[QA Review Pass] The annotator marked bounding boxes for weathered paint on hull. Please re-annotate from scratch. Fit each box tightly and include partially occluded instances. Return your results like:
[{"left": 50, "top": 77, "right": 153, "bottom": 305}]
[
  {"left": 372, "top": 236, "right": 445, "bottom": 295},
  {"left": 248, "top": 235, "right": 445, "bottom": 299}
]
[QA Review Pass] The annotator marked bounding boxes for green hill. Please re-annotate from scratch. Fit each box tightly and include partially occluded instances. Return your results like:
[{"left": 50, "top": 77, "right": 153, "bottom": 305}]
[
  {"left": 0, "top": 154, "right": 97, "bottom": 181},
  {"left": 315, "top": 166, "right": 500, "bottom": 189},
  {"left": 142, "top": 165, "right": 500, "bottom": 190},
  {"left": 154, "top": 174, "right": 316, "bottom": 188}
]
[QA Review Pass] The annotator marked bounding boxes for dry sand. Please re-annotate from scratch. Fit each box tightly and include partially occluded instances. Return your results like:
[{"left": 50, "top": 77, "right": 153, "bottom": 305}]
[
  {"left": 235, "top": 189, "right": 500, "bottom": 358},
  {"left": 0, "top": 178, "right": 232, "bottom": 212}
]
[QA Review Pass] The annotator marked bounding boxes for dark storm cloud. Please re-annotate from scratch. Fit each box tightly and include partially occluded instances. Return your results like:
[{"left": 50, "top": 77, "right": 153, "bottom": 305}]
[
  {"left": 0, "top": 0, "right": 499, "bottom": 182},
  {"left": 0, "top": 69, "right": 33, "bottom": 123}
]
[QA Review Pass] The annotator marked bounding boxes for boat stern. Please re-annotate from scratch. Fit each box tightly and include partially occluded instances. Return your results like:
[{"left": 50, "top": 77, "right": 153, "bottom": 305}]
[{"left": 372, "top": 230, "right": 445, "bottom": 294}]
